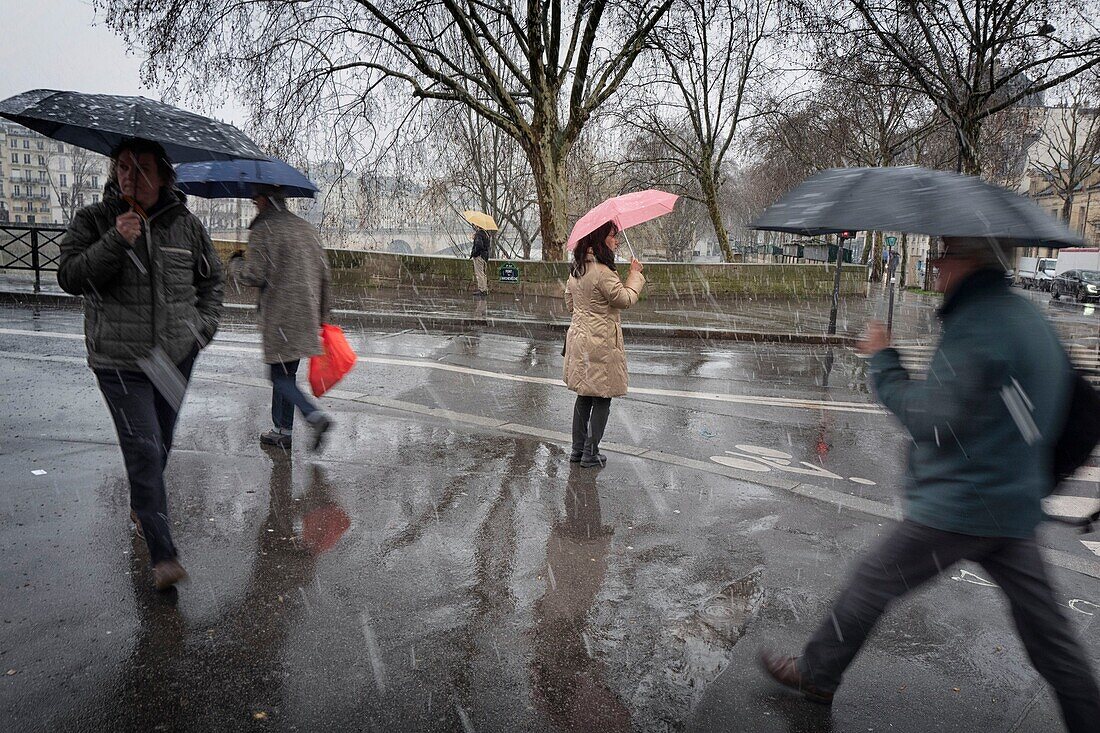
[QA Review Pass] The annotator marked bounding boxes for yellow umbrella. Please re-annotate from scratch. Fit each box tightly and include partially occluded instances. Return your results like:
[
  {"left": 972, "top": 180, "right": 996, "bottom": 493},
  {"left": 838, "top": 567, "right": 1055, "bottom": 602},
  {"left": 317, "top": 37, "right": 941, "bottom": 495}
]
[{"left": 462, "top": 210, "right": 499, "bottom": 231}]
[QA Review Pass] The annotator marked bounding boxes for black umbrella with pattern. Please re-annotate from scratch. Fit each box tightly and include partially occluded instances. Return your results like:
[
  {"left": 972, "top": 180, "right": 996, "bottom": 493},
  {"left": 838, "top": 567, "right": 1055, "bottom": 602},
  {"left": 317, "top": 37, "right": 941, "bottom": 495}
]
[{"left": 0, "top": 89, "right": 265, "bottom": 163}]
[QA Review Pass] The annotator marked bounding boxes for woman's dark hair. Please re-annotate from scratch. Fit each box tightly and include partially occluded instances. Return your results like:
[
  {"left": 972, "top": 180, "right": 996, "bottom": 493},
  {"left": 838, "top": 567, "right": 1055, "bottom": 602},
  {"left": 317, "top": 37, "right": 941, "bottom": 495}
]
[
  {"left": 571, "top": 220, "right": 617, "bottom": 277},
  {"left": 108, "top": 138, "right": 176, "bottom": 188}
]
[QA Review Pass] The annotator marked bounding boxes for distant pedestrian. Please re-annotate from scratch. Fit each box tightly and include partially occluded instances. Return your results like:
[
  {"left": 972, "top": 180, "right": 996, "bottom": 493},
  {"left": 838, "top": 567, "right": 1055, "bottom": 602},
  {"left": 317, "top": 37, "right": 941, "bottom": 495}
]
[
  {"left": 228, "top": 184, "right": 333, "bottom": 452},
  {"left": 471, "top": 224, "right": 491, "bottom": 296},
  {"left": 563, "top": 221, "right": 644, "bottom": 468},
  {"left": 759, "top": 236, "right": 1100, "bottom": 732},
  {"left": 57, "top": 138, "right": 224, "bottom": 591}
]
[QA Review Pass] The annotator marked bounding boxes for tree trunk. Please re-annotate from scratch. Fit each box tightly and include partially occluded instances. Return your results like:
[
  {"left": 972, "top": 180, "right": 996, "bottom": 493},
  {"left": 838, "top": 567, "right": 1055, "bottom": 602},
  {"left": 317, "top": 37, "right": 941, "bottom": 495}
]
[
  {"left": 702, "top": 174, "right": 734, "bottom": 263},
  {"left": 859, "top": 235, "right": 871, "bottom": 265},
  {"left": 923, "top": 234, "right": 937, "bottom": 291},
  {"left": 526, "top": 139, "right": 569, "bottom": 262},
  {"left": 870, "top": 231, "right": 884, "bottom": 282},
  {"left": 956, "top": 117, "right": 982, "bottom": 176},
  {"left": 1061, "top": 194, "right": 1074, "bottom": 225}
]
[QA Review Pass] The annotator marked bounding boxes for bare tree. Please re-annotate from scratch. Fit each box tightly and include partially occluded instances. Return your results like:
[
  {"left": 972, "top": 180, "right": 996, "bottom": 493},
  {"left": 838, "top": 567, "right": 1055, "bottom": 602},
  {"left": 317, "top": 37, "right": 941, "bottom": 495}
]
[
  {"left": 618, "top": 0, "right": 779, "bottom": 262},
  {"left": 615, "top": 123, "right": 707, "bottom": 260},
  {"left": 750, "top": 46, "right": 933, "bottom": 278},
  {"left": 812, "top": 44, "right": 932, "bottom": 279},
  {"left": 421, "top": 103, "right": 539, "bottom": 259},
  {"left": 98, "top": 0, "right": 673, "bottom": 260},
  {"left": 844, "top": 0, "right": 1100, "bottom": 175},
  {"left": 48, "top": 144, "right": 101, "bottom": 225},
  {"left": 1030, "top": 76, "right": 1100, "bottom": 226}
]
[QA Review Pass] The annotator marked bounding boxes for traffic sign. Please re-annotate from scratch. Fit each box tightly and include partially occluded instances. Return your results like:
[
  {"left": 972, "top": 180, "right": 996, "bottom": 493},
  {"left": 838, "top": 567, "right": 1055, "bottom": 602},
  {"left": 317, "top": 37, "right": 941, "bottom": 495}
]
[{"left": 498, "top": 262, "right": 520, "bottom": 283}]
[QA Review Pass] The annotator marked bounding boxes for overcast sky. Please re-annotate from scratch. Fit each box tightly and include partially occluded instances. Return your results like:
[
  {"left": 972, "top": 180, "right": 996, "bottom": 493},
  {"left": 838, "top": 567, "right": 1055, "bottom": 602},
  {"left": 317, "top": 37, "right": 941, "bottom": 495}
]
[{"left": 0, "top": 0, "right": 246, "bottom": 126}]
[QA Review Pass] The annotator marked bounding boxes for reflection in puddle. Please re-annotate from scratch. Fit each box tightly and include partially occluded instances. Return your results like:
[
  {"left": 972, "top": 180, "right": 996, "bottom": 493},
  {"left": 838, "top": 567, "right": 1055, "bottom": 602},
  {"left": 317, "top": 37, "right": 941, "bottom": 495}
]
[
  {"left": 530, "top": 466, "right": 631, "bottom": 732},
  {"left": 630, "top": 568, "right": 765, "bottom": 730}
]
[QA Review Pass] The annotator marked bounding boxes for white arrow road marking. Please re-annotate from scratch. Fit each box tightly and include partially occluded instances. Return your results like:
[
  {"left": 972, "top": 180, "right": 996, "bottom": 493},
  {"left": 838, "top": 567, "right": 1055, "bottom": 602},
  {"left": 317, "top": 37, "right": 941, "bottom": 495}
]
[
  {"left": 1081, "top": 541, "right": 1100, "bottom": 557},
  {"left": 951, "top": 569, "right": 998, "bottom": 587}
]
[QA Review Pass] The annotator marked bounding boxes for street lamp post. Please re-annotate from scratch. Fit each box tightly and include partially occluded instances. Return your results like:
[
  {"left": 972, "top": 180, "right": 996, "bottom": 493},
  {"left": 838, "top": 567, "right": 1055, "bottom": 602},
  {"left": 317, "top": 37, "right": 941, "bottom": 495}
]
[{"left": 886, "top": 242, "right": 899, "bottom": 332}]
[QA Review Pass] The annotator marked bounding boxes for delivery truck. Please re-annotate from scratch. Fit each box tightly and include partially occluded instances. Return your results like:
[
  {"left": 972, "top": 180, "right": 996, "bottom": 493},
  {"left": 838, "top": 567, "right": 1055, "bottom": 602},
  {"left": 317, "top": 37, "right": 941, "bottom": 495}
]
[
  {"left": 1016, "top": 256, "right": 1058, "bottom": 290},
  {"left": 1053, "top": 247, "right": 1100, "bottom": 276}
]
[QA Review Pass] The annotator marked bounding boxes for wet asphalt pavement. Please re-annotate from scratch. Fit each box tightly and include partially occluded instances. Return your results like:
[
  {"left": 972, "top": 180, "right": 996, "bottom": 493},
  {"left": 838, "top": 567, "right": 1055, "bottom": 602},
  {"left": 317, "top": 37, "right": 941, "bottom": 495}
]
[{"left": 1, "top": 303, "right": 1099, "bottom": 732}]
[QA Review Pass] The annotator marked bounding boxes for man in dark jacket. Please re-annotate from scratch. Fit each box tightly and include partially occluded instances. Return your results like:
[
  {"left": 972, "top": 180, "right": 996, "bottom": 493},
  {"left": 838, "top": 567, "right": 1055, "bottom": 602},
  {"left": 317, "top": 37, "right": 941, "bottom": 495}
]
[
  {"left": 57, "top": 138, "right": 224, "bottom": 591},
  {"left": 228, "top": 185, "right": 332, "bottom": 451},
  {"left": 760, "top": 237, "right": 1100, "bottom": 732},
  {"left": 470, "top": 225, "right": 490, "bottom": 296}
]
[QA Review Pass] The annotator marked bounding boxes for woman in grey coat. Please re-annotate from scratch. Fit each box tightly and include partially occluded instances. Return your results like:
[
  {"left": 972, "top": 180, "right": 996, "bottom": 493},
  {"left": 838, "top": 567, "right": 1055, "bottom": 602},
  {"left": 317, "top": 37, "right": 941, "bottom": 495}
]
[{"left": 229, "top": 185, "right": 333, "bottom": 451}]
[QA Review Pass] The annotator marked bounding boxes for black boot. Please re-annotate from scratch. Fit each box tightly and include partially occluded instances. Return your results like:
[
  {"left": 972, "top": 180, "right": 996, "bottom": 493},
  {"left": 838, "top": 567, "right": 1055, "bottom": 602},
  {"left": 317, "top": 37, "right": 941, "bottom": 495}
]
[
  {"left": 579, "top": 397, "right": 610, "bottom": 468},
  {"left": 571, "top": 396, "right": 592, "bottom": 462}
]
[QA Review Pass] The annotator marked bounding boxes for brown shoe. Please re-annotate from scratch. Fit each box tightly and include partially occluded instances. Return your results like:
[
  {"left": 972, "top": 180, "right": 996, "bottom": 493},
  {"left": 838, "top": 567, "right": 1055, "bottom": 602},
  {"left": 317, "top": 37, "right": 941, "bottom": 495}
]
[
  {"left": 130, "top": 510, "right": 144, "bottom": 541},
  {"left": 152, "top": 559, "right": 188, "bottom": 591},
  {"left": 758, "top": 650, "right": 834, "bottom": 704}
]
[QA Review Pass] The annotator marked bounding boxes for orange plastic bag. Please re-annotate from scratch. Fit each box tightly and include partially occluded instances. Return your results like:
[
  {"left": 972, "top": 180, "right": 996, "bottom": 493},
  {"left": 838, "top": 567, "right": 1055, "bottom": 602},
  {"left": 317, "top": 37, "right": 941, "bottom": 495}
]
[{"left": 309, "top": 324, "right": 357, "bottom": 397}]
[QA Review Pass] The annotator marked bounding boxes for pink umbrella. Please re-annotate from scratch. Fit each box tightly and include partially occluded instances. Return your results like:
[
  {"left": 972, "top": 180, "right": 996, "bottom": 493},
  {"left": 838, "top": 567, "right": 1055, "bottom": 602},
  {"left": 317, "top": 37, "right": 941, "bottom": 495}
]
[{"left": 566, "top": 189, "right": 680, "bottom": 257}]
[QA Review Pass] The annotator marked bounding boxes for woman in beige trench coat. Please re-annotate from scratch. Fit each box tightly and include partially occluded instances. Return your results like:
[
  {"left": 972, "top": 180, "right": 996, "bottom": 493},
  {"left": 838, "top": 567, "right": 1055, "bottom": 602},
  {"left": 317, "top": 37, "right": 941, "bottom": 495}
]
[{"left": 563, "top": 221, "right": 645, "bottom": 467}]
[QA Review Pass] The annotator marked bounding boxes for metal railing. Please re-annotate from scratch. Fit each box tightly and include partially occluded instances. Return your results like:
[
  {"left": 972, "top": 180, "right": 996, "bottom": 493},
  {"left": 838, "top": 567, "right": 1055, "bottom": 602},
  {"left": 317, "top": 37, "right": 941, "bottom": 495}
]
[{"left": 0, "top": 224, "right": 66, "bottom": 293}]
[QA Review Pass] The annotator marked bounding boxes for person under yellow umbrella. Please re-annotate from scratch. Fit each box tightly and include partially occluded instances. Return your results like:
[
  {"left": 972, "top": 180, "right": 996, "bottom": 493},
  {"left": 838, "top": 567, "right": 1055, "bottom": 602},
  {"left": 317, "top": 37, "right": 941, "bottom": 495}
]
[{"left": 463, "top": 210, "right": 498, "bottom": 297}]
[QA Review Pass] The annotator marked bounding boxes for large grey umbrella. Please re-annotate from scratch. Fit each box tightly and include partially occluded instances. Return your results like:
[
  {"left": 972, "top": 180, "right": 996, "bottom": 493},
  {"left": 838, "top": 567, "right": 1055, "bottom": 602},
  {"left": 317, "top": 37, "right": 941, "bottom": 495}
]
[
  {"left": 0, "top": 89, "right": 265, "bottom": 163},
  {"left": 751, "top": 166, "right": 1082, "bottom": 248}
]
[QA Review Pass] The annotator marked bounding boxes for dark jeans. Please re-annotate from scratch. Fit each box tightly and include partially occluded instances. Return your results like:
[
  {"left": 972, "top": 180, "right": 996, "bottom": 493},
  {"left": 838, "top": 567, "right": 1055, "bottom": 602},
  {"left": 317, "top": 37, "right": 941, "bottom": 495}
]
[
  {"left": 801, "top": 519, "right": 1100, "bottom": 733},
  {"left": 270, "top": 359, "right": 319, "bottom": 431},
  {"left": 571, "top": 396, "right": 612, "bottom": 458},
  {"left": 95, "top": 351, "right": 196, "bottom": 566}
]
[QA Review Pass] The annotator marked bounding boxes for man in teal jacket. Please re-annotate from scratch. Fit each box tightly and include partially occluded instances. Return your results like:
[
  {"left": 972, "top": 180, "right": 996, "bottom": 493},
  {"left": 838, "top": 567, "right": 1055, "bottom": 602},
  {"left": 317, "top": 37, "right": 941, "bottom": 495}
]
[{"left": 761, "top": 237, "right": 1100, "bottom": 732}]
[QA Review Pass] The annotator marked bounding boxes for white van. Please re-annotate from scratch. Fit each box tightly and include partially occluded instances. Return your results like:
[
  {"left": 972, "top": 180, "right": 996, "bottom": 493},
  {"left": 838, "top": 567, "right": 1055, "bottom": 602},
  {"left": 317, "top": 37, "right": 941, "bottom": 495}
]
[{"left": 1016, "top": 256, "right": 1059, "bottom": 290}]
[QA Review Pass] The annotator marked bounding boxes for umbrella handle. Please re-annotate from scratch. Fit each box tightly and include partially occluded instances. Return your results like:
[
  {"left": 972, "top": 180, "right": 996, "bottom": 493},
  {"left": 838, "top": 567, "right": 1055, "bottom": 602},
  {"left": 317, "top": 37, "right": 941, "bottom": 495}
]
[{"left": 620, "top": 228, "right": 639, "bottom": 262}]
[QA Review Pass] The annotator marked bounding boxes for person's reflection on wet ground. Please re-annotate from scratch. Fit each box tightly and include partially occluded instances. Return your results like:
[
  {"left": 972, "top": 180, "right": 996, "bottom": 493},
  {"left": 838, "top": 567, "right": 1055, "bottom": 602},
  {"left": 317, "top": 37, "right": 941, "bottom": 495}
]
[
  {"left": 529, "top": 464, "right": 630, "bottom": 732},
  {"left": 91, "top": 451, "right": 348, "bottom": 729}
]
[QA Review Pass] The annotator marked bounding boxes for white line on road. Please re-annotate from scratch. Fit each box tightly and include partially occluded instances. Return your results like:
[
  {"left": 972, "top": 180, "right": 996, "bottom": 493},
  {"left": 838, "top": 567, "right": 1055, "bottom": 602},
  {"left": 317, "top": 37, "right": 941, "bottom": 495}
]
[{"left": 0, "top": 327, "right": 885, "bottom": 415}]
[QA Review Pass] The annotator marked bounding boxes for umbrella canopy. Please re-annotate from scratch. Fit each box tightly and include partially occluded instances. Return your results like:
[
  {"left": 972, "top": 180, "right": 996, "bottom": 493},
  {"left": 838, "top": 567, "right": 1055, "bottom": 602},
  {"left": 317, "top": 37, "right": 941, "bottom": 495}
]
[
  {"left": 0, "top": 89, "right": 266, "bottom": 163},
  {"left": 751, "top": 166, "right": 1082, "bottom": 247},
  {"left": 567, "top": 189, "right": 679, "bottom": 251},
  {"left": 175, "top": 157, "right": 319, "bottom": 199},
  {"left": 463, "top": 210, "right": 499, "bottom": 231}
]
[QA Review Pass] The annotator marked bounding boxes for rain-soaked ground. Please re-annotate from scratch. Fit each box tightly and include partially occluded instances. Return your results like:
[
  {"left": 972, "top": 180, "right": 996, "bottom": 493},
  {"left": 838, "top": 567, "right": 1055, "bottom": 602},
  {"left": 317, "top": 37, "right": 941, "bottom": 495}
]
[{"left": 1, "top": 302, "right": 1099, "bottom": 732}]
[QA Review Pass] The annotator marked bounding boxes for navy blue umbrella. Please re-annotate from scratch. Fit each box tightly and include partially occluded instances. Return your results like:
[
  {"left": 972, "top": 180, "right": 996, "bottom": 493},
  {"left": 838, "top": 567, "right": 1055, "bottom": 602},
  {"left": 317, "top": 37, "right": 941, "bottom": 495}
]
[
  {"left": 0, "top": 89, "right": 265, "bottom": 163},
  {"left": 174, "top": 157, "right": 319, "bottom": 199}
]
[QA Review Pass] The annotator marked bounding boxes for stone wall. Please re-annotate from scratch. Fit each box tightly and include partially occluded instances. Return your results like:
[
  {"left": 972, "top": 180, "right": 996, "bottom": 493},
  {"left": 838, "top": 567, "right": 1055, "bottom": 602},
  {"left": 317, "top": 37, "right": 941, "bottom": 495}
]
[{"left": 212, "top": 241, "right": 867, "bottom": 298}]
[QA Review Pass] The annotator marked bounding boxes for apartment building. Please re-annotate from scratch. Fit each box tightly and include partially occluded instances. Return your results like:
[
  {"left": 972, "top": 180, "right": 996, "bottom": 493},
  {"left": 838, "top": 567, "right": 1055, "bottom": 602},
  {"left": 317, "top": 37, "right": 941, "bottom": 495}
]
[{"left": 0, "top": 121, "right": 108, "bottom": 226}]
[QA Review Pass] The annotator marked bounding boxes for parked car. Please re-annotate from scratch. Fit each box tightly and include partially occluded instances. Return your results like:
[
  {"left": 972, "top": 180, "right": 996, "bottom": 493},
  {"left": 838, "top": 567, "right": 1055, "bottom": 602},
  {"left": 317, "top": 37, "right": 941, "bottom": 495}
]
[{"left": 1051, "top": 269, "right": 1100, "bottom": 303}]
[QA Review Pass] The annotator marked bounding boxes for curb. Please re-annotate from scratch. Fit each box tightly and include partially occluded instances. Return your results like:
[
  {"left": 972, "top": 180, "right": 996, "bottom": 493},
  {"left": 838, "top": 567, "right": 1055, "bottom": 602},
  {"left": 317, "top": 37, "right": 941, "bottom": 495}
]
[{"left": 0, "top": 289, "right": 858, "bottom": 347}]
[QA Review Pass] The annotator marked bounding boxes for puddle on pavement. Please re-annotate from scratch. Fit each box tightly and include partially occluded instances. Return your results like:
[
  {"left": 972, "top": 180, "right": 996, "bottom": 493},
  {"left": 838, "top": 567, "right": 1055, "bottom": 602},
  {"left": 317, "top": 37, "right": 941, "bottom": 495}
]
[{"left": 622, "top": 568, "right": 765, "bottom": 731}]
